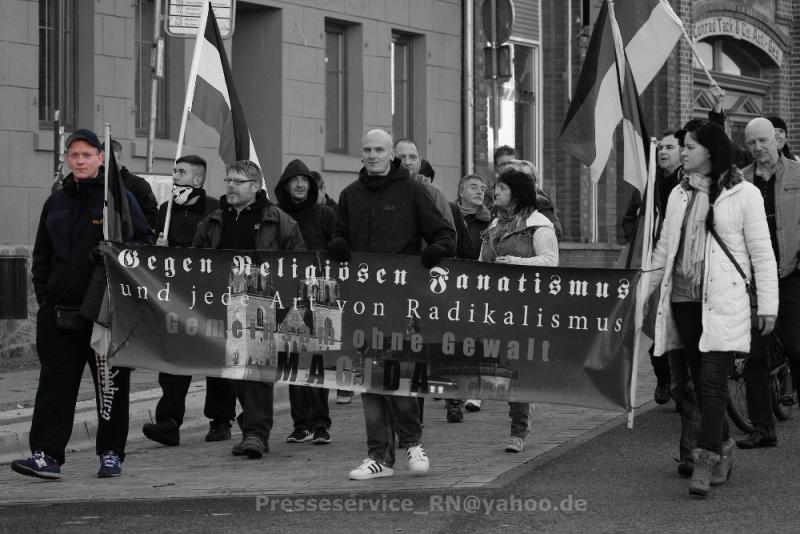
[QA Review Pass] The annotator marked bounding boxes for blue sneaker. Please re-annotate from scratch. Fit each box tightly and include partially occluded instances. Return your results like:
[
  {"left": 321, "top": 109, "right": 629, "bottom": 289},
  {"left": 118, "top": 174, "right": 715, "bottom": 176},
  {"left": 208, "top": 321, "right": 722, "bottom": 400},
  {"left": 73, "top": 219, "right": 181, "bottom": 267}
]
[
  {"left": 11, "top": 450, "right": 62, "bottom": 480},
  {"left": 97, "top": 450, "right": 122, "bottom": 478}
]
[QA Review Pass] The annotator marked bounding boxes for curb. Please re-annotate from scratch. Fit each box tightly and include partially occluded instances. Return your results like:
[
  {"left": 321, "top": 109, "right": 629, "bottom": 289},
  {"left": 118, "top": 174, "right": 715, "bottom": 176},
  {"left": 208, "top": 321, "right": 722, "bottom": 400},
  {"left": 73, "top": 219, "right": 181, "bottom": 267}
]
[{"left": 0, "top": 382, "right": 291, "bottom": 465}]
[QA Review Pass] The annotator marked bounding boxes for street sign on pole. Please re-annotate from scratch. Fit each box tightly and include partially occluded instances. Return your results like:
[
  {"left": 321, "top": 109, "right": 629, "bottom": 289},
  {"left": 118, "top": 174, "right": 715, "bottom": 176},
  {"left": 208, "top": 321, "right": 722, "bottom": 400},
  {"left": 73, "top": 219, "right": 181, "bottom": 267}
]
[
  {"left": 165, "top": 0, "right": 235, "bottom": 39},
  {"left": 481, "top": 0, "right": 514, "bottom": 44},
  {"left": 481, "top": 0, "right": 514, "bottom": 149}
]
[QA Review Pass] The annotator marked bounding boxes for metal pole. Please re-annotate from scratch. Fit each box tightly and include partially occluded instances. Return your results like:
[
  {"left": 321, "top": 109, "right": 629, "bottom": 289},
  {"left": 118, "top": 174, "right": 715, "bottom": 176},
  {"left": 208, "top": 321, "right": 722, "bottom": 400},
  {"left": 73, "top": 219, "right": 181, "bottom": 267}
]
[
  {"left": 146, "top": 0, "right": 164, "bottom": 173},
  {"left": 52, "top": 0, "right": 63, "bottom": 188},
  {"left": 463, "top": 0, "right": 474, "bottom": 175},
  {"left": 104, "top": 123, "right": 111, "bottom": 241},
  {"left": 566, "top": 0, "right": 572, "bottom": 98},
  {"left": 489, "top": 0, "right": 500, "bottom": 152}
]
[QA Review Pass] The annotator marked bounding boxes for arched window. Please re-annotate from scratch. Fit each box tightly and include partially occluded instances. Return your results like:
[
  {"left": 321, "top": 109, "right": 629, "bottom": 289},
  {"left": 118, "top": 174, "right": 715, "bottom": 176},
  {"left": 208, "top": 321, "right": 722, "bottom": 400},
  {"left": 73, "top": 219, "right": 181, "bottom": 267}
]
[
  {"left": 693, "top": 35, "right": 776, "bottom": 149},
  {"left": 256, "top": 307, "right": 264, "bottom": 327},
  {"left": 695, "top": 38, "right": 763, "bottom": 78}
]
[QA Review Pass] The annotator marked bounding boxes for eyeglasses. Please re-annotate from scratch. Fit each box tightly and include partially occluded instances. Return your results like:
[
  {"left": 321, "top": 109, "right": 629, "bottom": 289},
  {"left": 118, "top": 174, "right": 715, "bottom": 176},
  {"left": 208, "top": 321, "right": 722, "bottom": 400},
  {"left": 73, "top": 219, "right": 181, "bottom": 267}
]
[{"left": 223, "top": 178, "right": 255, "bottom": 185}]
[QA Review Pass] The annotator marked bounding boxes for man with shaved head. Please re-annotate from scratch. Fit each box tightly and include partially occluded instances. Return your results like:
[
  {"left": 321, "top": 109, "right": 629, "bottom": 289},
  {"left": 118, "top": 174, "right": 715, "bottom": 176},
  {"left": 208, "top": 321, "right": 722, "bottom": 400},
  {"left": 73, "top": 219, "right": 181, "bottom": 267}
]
[
  {"left": 736, "top": 116, "right": 800, "bottom": 450},
  {"left": 328, "top": 128, "right": 456, "bottom": 480}
]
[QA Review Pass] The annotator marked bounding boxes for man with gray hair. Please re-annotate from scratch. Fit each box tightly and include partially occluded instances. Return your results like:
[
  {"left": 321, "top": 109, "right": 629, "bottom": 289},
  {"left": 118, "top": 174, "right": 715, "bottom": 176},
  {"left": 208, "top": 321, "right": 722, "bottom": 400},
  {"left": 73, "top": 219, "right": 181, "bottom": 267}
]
[
  {"left": 737, "top": 117, "right": 800, "bottom": 449},
  {"left": 193, "top": 160, "right": 305, "bottom": 459}
]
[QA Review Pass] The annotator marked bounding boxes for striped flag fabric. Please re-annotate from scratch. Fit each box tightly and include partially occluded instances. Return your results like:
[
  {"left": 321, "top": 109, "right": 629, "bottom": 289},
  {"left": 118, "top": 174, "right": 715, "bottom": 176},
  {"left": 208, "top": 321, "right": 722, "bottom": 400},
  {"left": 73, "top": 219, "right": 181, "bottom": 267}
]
[
  {"left": 104, "top": 143, "right": 134, "bottom": 243},
  {"left": 559, "top": 0, "right": 683, "bottom": 189},
  {"left": 188, "top": 3, "right": 259, "bottom": 168},
  {"left": 609, "top": 5, "right": 650, "bottom": 194}
]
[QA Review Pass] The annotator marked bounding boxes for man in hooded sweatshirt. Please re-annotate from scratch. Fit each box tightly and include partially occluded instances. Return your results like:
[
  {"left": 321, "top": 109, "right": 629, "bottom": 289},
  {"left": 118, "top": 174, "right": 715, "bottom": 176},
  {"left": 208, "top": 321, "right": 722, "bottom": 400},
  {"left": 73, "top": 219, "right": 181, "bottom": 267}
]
[{"left": 275, "top": 159, "right": 337, "bottom": 444}]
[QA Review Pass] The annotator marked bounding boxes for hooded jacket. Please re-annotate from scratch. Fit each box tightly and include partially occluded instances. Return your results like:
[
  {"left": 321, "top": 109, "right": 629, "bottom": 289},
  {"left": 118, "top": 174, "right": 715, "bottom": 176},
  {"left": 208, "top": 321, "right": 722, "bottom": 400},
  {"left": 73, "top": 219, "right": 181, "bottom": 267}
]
[
  {"left": 334, "top": 160, "right": 456, "bottom": 255},
  {"left": 192, "top": 190, "right": 305, "bottom": 252},
  {"left": 648, "top": 174, "right": 778, "bottom": 356},
  {"left": 120, "top": 166, "right": 159, "bottom": 230},
  {"left": 274, "top": 159, "right": 337, "bottom": 251},
  {"left": 31, "top": 171, "right": 154, "bottom": 306}
]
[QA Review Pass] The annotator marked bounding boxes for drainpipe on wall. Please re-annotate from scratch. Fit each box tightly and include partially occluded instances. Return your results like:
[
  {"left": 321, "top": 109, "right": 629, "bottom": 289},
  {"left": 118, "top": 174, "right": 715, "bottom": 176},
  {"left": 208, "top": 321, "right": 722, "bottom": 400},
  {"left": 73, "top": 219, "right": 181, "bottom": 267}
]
[{"left": 463, "top": 0, "right": 475, "bottom": 175}]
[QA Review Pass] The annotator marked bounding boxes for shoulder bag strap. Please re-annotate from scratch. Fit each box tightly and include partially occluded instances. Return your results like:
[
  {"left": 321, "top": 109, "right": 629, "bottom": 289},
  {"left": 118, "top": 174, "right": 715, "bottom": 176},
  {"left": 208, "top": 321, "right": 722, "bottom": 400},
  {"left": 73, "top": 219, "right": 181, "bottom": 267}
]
[{"left": 709, "top": 227, "right": 752, "bottom": 291}]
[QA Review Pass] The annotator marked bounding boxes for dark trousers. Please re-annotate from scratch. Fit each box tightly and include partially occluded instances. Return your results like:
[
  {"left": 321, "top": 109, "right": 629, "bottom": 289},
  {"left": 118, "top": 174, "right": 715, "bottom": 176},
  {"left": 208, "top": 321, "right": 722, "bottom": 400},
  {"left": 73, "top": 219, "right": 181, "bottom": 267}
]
[
  {"left": 232, "top": 380, "right": 273, "bottom": 442},
  {"left": 777, "top": 271, "right": 800, "bottom": 396},
  {"left": 668, "top": 349, "right": 699, "bottom": 460},
  {"left": 155, "top": 373, "right": 236, "bottom": 427},
  {"left": 289, "top": 385, "right": 330, "bottom": 431},
  {"left": 29, "top": 305, "right": 130, "bottom": 465},
  {"left": 650, "top": 350, "right": 672, "bottom": 387},
  {"left": 672, "top": 302, "right": 732, "bottom": 454},
  {"left": 362, "top": 393, "right": 422, "bottom": 467},
  {"left": 743, "top": 331, "right": 776, "bottom": 436},
  {"left": 743, "top": 270, "right": 800, "bottom": 436}
]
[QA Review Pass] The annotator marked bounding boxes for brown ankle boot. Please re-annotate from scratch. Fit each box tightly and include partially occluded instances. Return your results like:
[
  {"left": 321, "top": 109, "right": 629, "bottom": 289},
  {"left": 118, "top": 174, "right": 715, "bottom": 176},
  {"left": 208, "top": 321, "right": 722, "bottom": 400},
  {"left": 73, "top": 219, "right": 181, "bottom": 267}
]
[
  {"left": 689, "top": 448, "right": 720, "bottom": 498},
  {"left": 710, "top": 439, "right": 734, "bottom": 486}
]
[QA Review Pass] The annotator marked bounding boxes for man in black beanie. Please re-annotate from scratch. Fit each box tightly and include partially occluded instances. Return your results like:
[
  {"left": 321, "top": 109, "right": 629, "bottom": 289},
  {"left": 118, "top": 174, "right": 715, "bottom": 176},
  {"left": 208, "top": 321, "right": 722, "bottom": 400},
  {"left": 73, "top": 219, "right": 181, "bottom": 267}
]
[{"left": 766, "top": 116, "right": 798, "bottom": 161}]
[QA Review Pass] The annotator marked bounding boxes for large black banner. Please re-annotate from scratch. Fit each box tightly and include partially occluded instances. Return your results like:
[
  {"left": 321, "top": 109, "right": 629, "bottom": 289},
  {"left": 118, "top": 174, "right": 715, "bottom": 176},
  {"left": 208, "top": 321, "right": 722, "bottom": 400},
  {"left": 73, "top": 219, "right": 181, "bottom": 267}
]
[{"left": 103, "top": 243, "right": 640, "bottom": 411}]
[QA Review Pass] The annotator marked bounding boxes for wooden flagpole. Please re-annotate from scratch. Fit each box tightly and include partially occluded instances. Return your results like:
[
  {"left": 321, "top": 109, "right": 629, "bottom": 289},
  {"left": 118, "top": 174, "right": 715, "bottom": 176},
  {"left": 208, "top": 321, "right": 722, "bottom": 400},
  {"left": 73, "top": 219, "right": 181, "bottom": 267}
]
[{"left": 627, "top": 137, "right": 658, "bottom": 429}]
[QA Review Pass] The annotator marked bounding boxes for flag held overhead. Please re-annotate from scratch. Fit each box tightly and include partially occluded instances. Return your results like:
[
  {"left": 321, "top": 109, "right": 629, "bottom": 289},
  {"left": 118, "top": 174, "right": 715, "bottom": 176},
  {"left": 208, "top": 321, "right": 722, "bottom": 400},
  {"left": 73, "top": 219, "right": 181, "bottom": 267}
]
[
  {"left": 559, "top": 0, "right": 683, "bottom": 188},
  {"left": 176, "top": 1, "right": 260, "bottom": 169}
]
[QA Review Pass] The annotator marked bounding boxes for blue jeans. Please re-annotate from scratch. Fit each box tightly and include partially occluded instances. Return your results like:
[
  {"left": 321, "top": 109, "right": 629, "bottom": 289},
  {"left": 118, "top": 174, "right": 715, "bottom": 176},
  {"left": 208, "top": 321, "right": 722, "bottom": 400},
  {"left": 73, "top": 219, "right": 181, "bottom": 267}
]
[
  {"left": 509, "top": 402, "right": 534, "bottom": 439},
  {"left": 671, "top": 302, "right": 731, "bottom": 454},
  {"left": 362, "top": 393, "right": 422, "bottom": 467}
]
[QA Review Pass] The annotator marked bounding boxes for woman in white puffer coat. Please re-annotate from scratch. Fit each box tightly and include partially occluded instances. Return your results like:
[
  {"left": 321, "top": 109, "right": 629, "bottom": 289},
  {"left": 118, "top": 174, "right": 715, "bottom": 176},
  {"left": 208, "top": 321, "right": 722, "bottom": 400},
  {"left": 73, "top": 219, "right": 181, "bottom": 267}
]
[{"left": 647, "top": 120, "right": 778, "bottom": 499}]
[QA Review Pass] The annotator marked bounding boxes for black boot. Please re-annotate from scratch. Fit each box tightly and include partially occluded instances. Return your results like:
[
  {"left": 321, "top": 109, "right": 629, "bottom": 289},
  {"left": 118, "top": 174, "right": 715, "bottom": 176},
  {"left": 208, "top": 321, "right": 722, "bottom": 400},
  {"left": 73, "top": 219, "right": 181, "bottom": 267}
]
[
  {"left": 142, "top": 419, "right": 180, "bottom": 446},
  {"left": 205, "top": 419, "right": 232, "bottom": 442}
]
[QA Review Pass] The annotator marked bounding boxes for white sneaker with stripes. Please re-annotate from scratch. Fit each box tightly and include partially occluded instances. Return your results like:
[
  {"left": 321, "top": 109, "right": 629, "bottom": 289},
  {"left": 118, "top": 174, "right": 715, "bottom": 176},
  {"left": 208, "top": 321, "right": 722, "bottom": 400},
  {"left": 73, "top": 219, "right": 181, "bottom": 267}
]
[
  {"left": 348, "top": 458, "right": 394, "bottom": 480},
  {"left": 406, "top": 445, "right": 430, "bottom": 474}
]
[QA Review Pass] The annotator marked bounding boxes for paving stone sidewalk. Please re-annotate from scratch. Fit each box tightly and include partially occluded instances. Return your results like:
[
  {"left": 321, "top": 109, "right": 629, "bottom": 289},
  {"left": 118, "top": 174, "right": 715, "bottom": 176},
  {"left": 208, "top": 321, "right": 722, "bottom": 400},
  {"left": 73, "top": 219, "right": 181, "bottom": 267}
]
[{"left": 0, "top": 351, "right": 658, "bottom": 505}]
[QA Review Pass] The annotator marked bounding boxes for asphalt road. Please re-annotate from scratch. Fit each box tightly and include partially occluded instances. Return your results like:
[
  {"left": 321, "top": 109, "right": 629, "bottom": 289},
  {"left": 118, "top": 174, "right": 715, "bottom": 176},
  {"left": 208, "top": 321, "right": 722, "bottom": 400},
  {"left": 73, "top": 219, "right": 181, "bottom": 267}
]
[{"left": 2, "top": 403, "right": 798, "bottom": 533}]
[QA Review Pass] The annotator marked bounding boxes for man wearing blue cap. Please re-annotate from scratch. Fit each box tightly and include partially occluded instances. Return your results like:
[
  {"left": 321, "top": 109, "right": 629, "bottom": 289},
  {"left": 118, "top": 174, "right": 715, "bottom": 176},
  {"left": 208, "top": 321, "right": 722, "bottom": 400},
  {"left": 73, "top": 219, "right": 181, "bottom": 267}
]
[{"left": 11, "top": 128, "right": 153, "bottom": 480}]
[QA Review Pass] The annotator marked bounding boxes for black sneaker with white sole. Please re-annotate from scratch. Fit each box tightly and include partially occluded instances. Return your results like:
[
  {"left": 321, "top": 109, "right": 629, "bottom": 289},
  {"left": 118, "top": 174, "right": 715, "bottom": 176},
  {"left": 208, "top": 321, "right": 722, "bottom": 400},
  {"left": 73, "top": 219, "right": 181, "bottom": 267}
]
[{"left": 313, "top": 428, "right": 332, "bottom": 444}]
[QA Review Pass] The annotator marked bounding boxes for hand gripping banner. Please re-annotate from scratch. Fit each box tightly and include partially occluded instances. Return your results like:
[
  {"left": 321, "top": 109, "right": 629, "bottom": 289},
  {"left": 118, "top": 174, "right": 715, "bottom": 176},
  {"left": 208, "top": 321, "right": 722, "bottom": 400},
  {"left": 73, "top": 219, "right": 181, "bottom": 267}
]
[{"left": 103, "top": 243, "right": 640, "bottom": 411}]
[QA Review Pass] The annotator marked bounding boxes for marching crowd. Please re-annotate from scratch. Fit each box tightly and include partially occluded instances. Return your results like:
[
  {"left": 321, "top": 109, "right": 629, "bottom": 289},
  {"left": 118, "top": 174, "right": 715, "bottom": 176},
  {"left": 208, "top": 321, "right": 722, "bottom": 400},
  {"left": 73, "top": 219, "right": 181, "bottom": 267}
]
[
  {"left": 9, "top": 126, "right": 562, "bottom": 484},
  {"left": 10, "top": 88, "right": 800, "bottom": 500}
]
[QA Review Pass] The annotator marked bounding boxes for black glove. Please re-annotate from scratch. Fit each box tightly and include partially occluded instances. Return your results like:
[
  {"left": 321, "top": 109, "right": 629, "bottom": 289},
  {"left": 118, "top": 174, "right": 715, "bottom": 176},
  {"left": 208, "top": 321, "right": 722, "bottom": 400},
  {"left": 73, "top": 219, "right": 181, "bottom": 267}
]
[
  {"left": 327, "top": 237, "right": 351, "bottom": 262},
  {"left": 90, "top": 244, "right": 106, "bottom": 265},
  {"left": 421, "top": 244, "right": 447, "bottom": 268}
]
